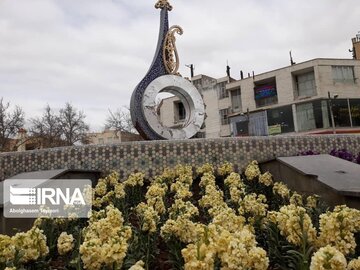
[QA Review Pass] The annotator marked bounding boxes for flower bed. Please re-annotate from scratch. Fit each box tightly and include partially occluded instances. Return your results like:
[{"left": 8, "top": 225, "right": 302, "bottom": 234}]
[
  {"left": 299, "top": 148, "right": 360, "bottom": 165},
  {"left": 330, "top": 149, "right": 360, "bottom": 164},
  {"left": 1, "top": 161, "right": 360, "bottom": 270}
]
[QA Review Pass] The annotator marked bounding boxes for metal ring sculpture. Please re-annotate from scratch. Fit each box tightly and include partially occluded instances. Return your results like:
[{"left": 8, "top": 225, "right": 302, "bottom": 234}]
[{"left": 130, "top": 1, "right": 205, "bottom": 140}]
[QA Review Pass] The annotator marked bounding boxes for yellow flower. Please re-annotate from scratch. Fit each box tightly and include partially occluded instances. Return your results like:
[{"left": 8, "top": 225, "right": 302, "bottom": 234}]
[
  {"left": 146, "top": 182, "right": 167, "bottom": 214},
  {"left": 80, "top": 205, "right": 132, "bottom": 270},
  {"left": 129, "top": 260, "right": 145, "bottom": 270},
  {"left": 199, "top": 185, "right": 224, "bottom": 210},
  {"left": 224, "top": 172, "right": 245, "bottom": 203},
  {"left": 224, "top": 172, "right": 242, "bottom": 187},
  {"left": 174, "top": 164, "right": 193, "bottom": 178},
  {"left": 0, "top": 234, "right": 15, "bottom": 263},
  {"left": 160, "top": 167, "right": 177, "bottom": 182},
  {"left": 196, "top": 163, "right": 214, "bottom": 175},
  {"left": 12, "top": 227, "right": 49, "bottom": 263},
  {"left": 146, "top": 183, "right": 167, "bottom": 199},
  {"left": 238, "top": 193, "right": 268, "bottom": 219},
  {"left": 82, "top": 184, "right": 93, "bottom": 205},
  {"left": 136, "top": 203, "right": 160, "bottom": 233},
  {"left": 94, "top": 181, "right": 107, "bottom": 196},
  {"left": 199, "top": 172, "right": 216, "bottom": 188},
  {"left": 93, "top": 197, "right": 102, "bottom": 208},
  {"left": 216, "top": 227, "right": 269, "bottom": 270},
  {"left": 290, "top": 192, "right": 303, "bottom": 206},
  {"left": 270, "top": 204, "right": 317, "bottom": 246},
  {"left": 212, "top": 207, "right": 245, "bottom": 233},
  {"left": 161, "top": 217, "right": 203, "bottom": 244},
  {"left": 317, "top": 205, "right": 360, "bottom": 255},
  {"left": 244, "top": 160, "right": 261, "bottom": 181},
  {"left": 218, "top": 161, "right": 234, "bottom": 176},
  {"left": 168, "top": 199, "right": 199, "bottom": 220},
  {"left": 114, "top": 183, "right": 125, "bottom": 199},
  {"left": 104, "top": 171, "right": 120, "bottom": 186},
  {"left": 182, "top": 241, "right": 216, "bottom": 270},
  {"left": 176, "top": 173, "right": 193, "bottom": 186},
  {"left": 258, "top": 172, "right": 273, "bottom": 186},
  {"left": 272, "top": 182, "right": 290, "bottom": 199},
  {"left": 171, "top": 182, "right": 192, "bottom": 200},
  {"left": 310, "top": 245, "right": 347, "bottom": 270},
  {"left": 124, "top": 172, "right": 145, "bottom": 187},
  {"left": 100, "top": 190, "right": 115, "bottom": 205},
  {"left": 57, "top": 232, "right": 74, "bottom": 255},
  {"left": 348, "top": 257, "right": 360, "bottom": 270},
  {"left": 306, "top": 195, "right": 319, "bottom": 209}
]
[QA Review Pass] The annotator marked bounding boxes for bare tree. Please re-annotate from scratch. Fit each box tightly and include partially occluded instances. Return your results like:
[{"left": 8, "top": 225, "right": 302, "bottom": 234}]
[
  {"left": 0, "top": 98, "right": 25, "bottom": 152},
  {"left": 59, "top": 102, "right": 90, "bottom": 146},
  {"left": 29, "top": 105, "right": 64, "bottom": 148},
  {"left": 105, "top": 107, "right": 137, "bottom": 136}
]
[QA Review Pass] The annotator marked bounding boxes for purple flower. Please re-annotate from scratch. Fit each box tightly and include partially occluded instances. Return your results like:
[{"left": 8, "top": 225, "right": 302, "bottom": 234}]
[
  {"left": 298, "top": 150, "right": 320, "bottom": 156},
  {"left": 330, "top": 149, "right": 354, "bottom": 162}
]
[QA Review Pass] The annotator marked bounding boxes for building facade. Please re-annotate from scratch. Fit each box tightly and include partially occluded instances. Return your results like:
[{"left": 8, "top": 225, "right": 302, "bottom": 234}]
[
  {"left": 160, "top": 58, "right": 360, "bottom": 138},
  {"left": 87, "top": 129, "right": 142, "bottom": 145},
  {"left": 227, "top": 58, "right": 360, "bottom": 136},
  {"left": 352, "top": 32, "right": 360, "bottom": 60},
  {"left": 160, "top": 74, "right": 235, "bottom": 138}
]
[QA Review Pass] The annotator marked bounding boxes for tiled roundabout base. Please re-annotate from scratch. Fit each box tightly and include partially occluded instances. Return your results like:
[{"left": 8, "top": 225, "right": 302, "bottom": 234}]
[{"left": 1, "top": 135, "right": 359, "bottom": 180}]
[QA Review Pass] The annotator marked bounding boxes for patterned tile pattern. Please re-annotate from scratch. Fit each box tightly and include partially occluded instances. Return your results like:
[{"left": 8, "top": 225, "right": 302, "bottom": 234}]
[{"left": 0, "top": 135, "right": 359, "bottom": 180}]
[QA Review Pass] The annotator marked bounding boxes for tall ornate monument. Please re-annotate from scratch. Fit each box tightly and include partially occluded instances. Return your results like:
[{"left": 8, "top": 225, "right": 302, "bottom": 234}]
[{"left": 130, "top": 0, "right": 205, "bottom": 140}]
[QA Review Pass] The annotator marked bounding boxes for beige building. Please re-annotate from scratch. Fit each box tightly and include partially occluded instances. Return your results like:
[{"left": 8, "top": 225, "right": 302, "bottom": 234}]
[
  {"left": 160, "top": 58, "right": 360, "bottom": 138},
  {"left": 87, "top": 129, "right": 142, "bottom": 145},
  {"left": 159, "top": 74, "right": 235, "bottom": 138},
  {"left": 227, "top": 58, "right": 360, "bottom": 136},
  {"left": 352, "top": 32, "right": 360, "bottom": 60}
]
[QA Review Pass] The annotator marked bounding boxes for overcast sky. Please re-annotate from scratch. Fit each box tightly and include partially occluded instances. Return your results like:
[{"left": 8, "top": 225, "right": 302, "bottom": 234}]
[{"left": 0, "top": 0, "right": 359, "bottom": 131}]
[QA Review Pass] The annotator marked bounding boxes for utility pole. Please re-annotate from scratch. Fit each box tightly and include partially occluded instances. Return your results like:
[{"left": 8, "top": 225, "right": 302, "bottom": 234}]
[
  {"left": 185, "top": 64, "right": 194, "bottom": 78},
  {"left": 290, "top": 50, "right": 296, "bottom": 65},
  {"left": 328, "top": 92, "right": 338, "bottom": 134},
  {"left": 226, "top": 61, "right": 231, "bottom": 78}
]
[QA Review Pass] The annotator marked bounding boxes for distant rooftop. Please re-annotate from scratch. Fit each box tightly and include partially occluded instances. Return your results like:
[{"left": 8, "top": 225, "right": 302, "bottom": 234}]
[{"left": 227, "top": 58, "right": 360, "bottom": 87}]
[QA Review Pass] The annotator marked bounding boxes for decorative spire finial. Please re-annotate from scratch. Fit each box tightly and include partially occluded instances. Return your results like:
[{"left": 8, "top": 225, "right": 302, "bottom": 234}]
[{"left": 155, "top": 0, "right": 173, "bottom": 11}]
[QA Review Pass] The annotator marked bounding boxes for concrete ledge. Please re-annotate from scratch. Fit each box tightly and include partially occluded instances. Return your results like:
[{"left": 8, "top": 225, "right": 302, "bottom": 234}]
[
  {"left": 261, "top": 154, "right": 360, "bottom": 209},
  {"left": 277, "top": 155, "right": 360, "bottom": 196}
]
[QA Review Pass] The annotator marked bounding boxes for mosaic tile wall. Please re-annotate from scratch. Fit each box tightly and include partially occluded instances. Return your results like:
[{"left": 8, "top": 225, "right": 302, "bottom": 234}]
[{"left": 1, "top": 135, "right": 359, "bottom": 181}]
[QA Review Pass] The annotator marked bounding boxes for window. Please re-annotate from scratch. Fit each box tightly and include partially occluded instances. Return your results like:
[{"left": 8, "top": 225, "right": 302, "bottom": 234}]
[
  {"left": 174, "top": 102, "right": 186, "bottom": 122},
  {"left": 296, "top": 101, "right": 330, "bottom": 132},
  {"left": 256, "top": 96, "right": 278, "bottom": 108},
  {"left": 297, "top": 103, "right": 316, "bottom": 131},
  {"left": 194, "top": 132, "right": 206, "bottom": 138},
  {"left": 296, "top": 71, "right": 316, "bottom": 97},
  {"left": 249, "top": 111, "right": 268, "bottom": 136},
  {"left": 254, "top": 80, "right": 278, "bottom": 108},
  {"left": 350, "top": 99, "right": 360, "bottom": 126},
  {"left": 219, "top": 109, "right": 230, "bottom": 125},
  {"left": 231, "top": 88, "right": 242, "bottom": 112},
  {"left": 331, "top": 99, "right": 351, "bottom": 127},
  {"left": 218, "top": 82, "right": 228, "bottom": 99},
  {"left": 98, "top": 138, "right": 104, "bottom": 144},
  {"left": 332, "top": 66, "right": 355, "bottom": 83},
  {"left": 320, "top": 98, "right": 359, "bottom": 127},
  {"left": 267, "top": 106, "right": 294, "bottom": 134},
  {"left": 236, "top": 121, "right": 249, "bottom": 136}
]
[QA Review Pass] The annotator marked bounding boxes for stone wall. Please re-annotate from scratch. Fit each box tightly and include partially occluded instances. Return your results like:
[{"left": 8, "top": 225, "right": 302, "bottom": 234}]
[{"left": 1, "top": 135, "right": 359, "bottom": 180}]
